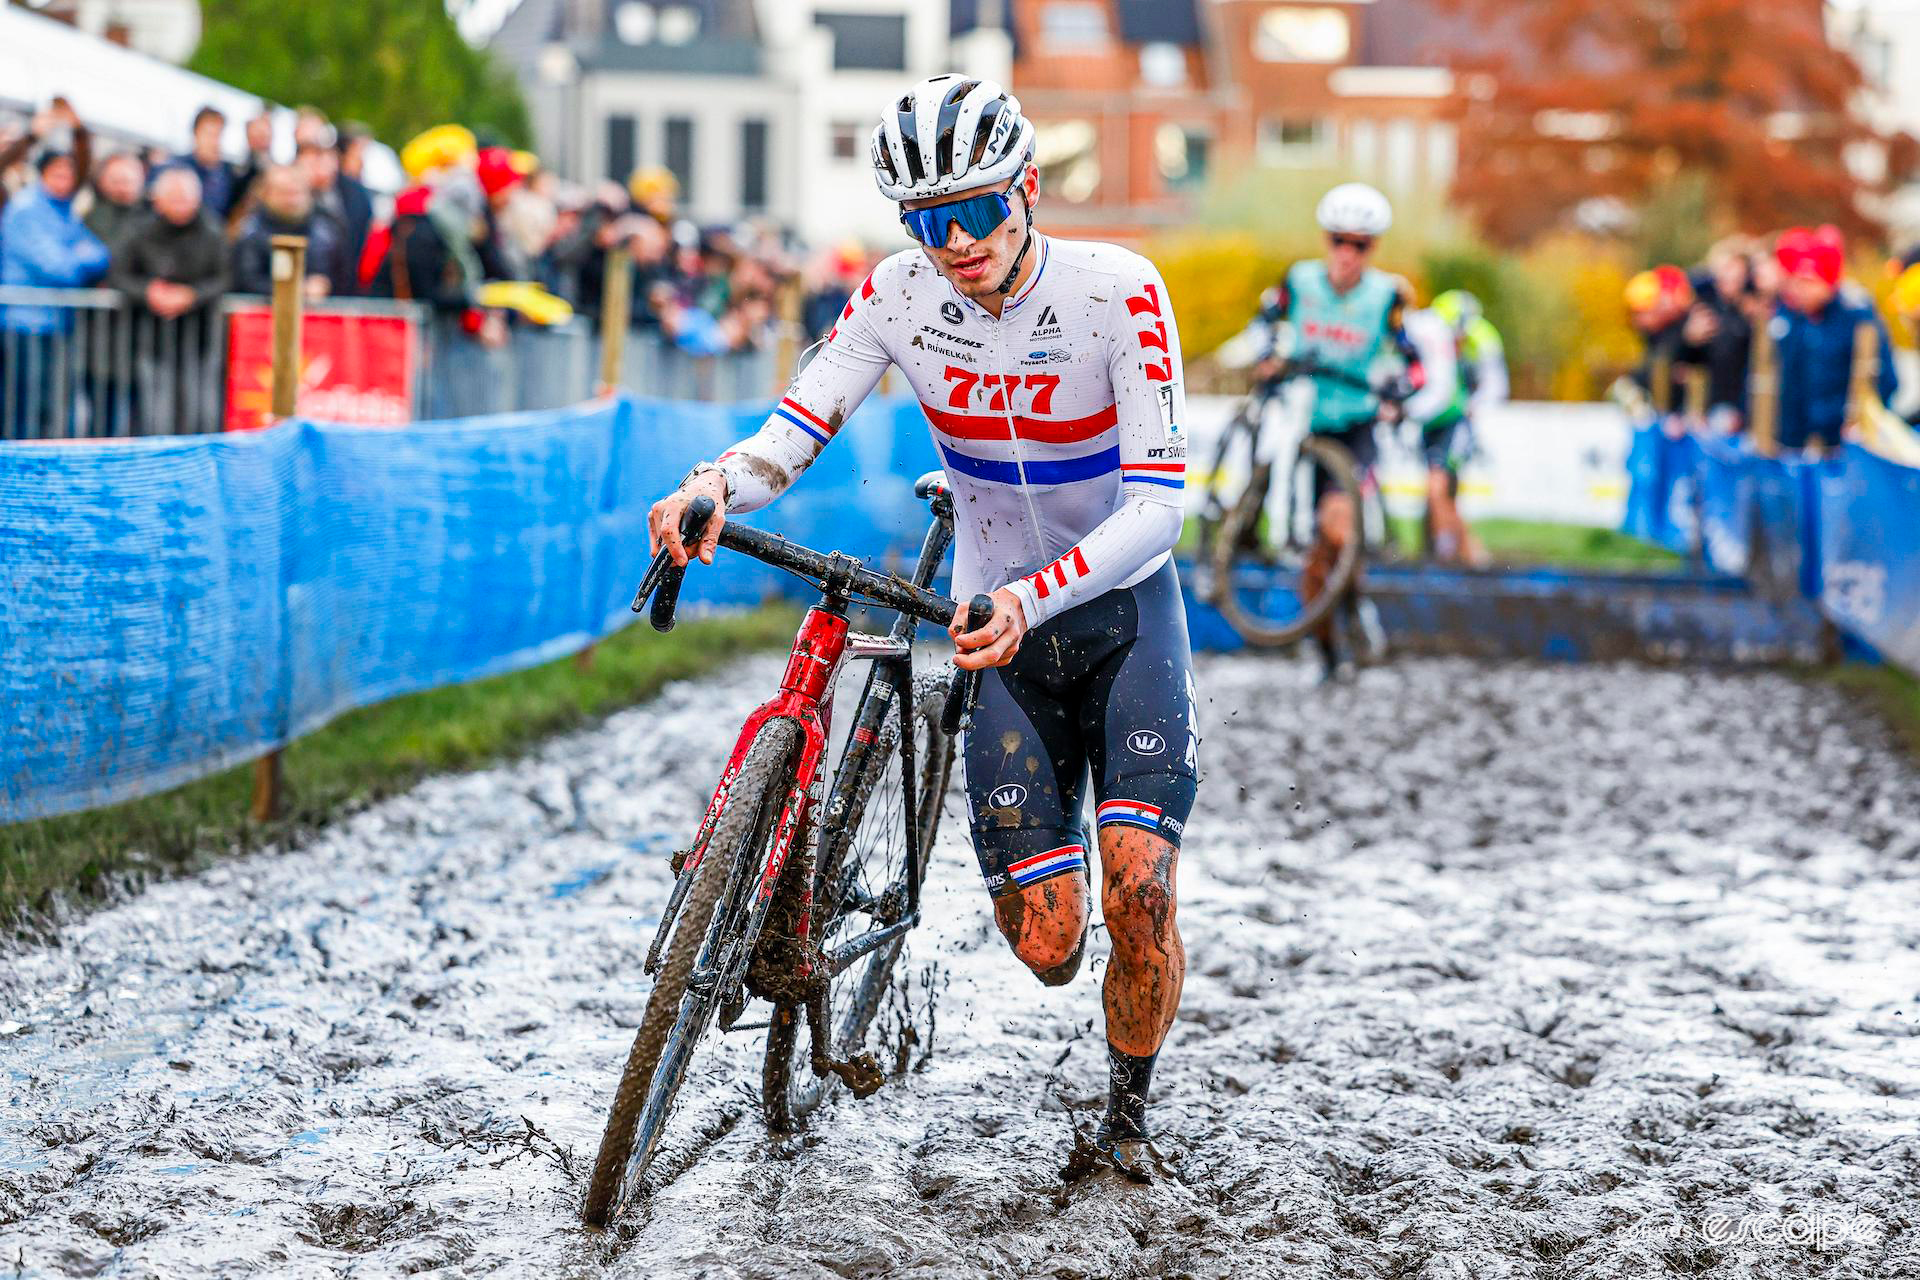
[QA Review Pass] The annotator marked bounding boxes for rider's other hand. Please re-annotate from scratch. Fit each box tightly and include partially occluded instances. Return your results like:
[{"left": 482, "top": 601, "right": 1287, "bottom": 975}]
[
  {"left": 648, "top": 470, "right": 729, "bottom": 567},
  {"left": 950, "top": 588, "right": 1027, "bottom": 670},
  {"left": 1252, "top": 356, "right": 1282, "bottom": 384}
]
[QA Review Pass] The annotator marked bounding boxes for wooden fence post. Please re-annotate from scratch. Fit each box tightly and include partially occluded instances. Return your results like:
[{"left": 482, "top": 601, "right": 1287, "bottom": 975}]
[
  {"left": 1650, "top": 350, "right": 1673, "bottom": 417},
  {"left": 253, "top": 234, "right": 306, "bottom": 823},
  {"left": 597, "top": 244, "right": 631, "bottom": 396},
  {"left": 1844, "top": 320, "right": 1879, "bottom": 444},
  {"left": 1749, "top": 319, "right": 1778, "bottom": 458},
  {"left": 1683, "top": 365, "right": 1708, "bottom": 425},
  {"left": 773, "top": 272, "right": 803, "bottom": 395}
]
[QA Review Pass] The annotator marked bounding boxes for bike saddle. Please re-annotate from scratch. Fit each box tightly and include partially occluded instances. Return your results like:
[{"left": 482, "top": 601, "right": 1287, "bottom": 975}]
[{"left": 913, "top": 470, "right": 950, "bottom": 500}]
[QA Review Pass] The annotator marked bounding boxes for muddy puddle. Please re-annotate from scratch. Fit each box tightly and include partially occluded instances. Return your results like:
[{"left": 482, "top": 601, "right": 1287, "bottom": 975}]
[{"left": 4, "top": 653, "right": 1918, "bottom": 1278}]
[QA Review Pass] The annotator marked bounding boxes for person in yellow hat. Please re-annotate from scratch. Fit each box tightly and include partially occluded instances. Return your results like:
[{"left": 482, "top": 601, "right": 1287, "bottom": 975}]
[
  {"left": 400, "top": 124, "right": 478, "bottom": 183},
  {"left": 627, "top": 166, "right": 678, "bottom": 223}
]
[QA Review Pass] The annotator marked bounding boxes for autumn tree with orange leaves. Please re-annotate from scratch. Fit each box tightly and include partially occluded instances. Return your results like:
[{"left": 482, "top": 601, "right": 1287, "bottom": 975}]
[{"left": 1435, "top": 0, "right": 1911, "bottom": 245}]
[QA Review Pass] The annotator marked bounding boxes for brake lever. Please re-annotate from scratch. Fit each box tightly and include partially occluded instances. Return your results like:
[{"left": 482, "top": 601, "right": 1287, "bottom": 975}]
[
  {"left": 941, "top": 593, "right": 995, "bottom": 737},
  {"left": 631, "top": 495, "right": 717, "bottom": 632}
]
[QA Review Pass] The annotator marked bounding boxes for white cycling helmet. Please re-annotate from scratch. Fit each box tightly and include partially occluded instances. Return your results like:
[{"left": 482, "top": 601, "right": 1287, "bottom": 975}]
[
  {"left": 870, "top": 75, "right": 1034, "bottom": 202},
  {"left": 1316, "top": 182, "right": 1394, "bottom": 237}
]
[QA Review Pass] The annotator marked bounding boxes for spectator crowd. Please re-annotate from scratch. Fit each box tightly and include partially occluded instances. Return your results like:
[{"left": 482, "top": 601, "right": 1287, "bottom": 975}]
[
  {"left": 1620, "top": 225, "right": 1902, "bottom": 455},
  {"left": 1, "top": 96, "right": 865, "bottom": 433}
]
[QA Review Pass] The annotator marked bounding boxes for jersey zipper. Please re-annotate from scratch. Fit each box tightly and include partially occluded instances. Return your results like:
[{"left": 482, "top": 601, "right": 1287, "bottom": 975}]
[{"left": 991, "top": 307, "right": 1048, "bottom": 578}]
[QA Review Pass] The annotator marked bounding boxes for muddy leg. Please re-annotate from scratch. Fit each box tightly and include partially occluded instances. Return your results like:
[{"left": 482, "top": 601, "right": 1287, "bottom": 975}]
[
  {"left": 1426, "top": 466, "right": 1463, "bottom": 563},
  {"left": 992, "top": 873, "right": 1091, "bottom": 987},
  {"left": 1306, "top": 491, "right": 1353, "bottom": 667},
  {"left": 1098, "top": 826, "right": 1183, "bottom": 1054}
]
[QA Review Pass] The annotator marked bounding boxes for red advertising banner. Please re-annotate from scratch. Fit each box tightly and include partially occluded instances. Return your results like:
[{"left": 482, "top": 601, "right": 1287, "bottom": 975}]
[{"left": 224, "top": 307, "right": 417, "bottom": 430}]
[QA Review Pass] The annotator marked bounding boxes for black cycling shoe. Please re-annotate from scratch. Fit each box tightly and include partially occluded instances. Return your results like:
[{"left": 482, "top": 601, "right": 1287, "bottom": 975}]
[{"left": 1089, "top": 1120, "right": 1170, "bottom": 1183}]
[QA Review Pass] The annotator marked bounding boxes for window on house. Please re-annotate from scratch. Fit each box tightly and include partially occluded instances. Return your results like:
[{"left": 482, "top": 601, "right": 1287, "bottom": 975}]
[
  {"left": 1256, "top": 117, "right": 1329, "bottom": 166},
  {"left": 664, "top": 116, "right": 695, "bottom": 201},
  {"left": 606, "top": 113, "right": 637, "bottom": 183},
  {"left": 1035, "top": 118, "right": 1100, "bottom": 203},
  {"left": 656, "top": 5, "right": 700, "bottom": 45},
  {"left": 815, "top": 12, "right": 908, "bottom": 70},
  {"left": 1254, "top": 7, "right": 1351, "bottom": 63},
  {"left": 1040, "top": 2, "right": 1111, "bottom": 53},
  {"left": 1155, "top": 124, "right": 1209, "bottom": 191},
  {"left": 741, "top": 118, "right": 768, "bottom": 212},
  {"left": 830, "top": 121, "right": 863, "bottom": 162},
  {"left": 1139, "top": 42, "right": 1188, "bottom": 88}
]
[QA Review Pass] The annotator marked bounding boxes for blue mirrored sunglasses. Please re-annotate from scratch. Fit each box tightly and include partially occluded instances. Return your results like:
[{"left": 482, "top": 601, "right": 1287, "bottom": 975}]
[{"left": 899, "top": 188, "right": 1015, "bottom": 246}]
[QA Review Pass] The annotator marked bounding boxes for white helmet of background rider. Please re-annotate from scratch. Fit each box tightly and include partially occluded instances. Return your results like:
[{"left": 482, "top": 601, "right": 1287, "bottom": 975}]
[
  {"left": 870, "top": 75, "right": 1035, "bottom": 202},
  {"left": 1316, "top": 182, "right": 1394, "bottom": 237}
]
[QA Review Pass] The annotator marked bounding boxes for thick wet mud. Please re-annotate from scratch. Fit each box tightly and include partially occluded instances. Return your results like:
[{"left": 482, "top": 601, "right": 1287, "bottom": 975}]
[{"left": 3, "top": 654, "right": 1918, "bottom": 1279}]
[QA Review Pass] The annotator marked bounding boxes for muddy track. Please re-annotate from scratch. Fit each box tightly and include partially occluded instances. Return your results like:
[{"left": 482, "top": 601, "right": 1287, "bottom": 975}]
[{"left": 3, "top": 654, "right": 1918, "bottom": 1279}]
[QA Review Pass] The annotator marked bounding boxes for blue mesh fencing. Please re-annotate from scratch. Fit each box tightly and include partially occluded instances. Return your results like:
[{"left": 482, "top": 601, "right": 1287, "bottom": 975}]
[
  {"left": 1, "top": 393, "right": 942, "bottom": 824},
  {"left": 1632, "top": 425, "right": 1920, "bottom": 674}
]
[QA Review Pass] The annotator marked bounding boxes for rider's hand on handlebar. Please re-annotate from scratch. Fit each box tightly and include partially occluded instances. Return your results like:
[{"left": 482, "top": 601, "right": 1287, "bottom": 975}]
[
  {"left": 648, "top": 471, "right": 730, "bottom": 567},
  {"left": 950, "top": 588, "right": 1027, "bottom": 670}
]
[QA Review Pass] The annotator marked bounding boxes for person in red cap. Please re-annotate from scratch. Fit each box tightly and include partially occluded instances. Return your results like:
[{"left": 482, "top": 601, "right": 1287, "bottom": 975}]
[
  {"left": 1770, "top": 225, "right": 1896, "bottom": 452},
  {"left": 1623, "top": 264, "right": 1696, "bottom": 416},
  {"left": 475, "top": 146, "right": 532, "bottom": 280}
]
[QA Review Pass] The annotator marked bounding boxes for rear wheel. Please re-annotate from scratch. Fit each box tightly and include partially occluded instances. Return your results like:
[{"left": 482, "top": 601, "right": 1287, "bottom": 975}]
[
  {"left": 1209, "top": 434, "right": 1365, "bottom": 648},
  {"left": 581, "top": 717, "right": 801, "bottom": 1226},
  {"left": 761, "top": 674, "right": 954, "bottom": 1132}
]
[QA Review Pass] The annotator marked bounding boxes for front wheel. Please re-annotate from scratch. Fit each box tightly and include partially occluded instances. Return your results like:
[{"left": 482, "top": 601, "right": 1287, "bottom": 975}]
[
  {"left": 581, "top": 717, "right": 801, "bottom": 1226},
  {"left": 761, "top": 673, "right": 954, "bottom": 1132},
  {"left": 1208, "top": 434, "right": 1364, "bottom": 648}
]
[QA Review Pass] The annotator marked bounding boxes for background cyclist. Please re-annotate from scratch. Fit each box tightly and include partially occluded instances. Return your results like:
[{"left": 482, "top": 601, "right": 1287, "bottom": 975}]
[
  {"left": 1406, "top": 290, "right": 1508, "bottom": 565},
  {"left": 1250, "top": 181, "right": 1421, "bottom": 679},
  {"left": 647, "top": 76, "right": 1198, "bottom": 1179}
]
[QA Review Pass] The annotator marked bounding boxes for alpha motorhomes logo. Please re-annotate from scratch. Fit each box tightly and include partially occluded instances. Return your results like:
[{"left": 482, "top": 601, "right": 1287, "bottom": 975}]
[
  {"left": 941, "top": 300, "right": 965, "bottom": 325},
  {"left": 988, "top": 783, "right": 1027, "bottom": 809},
  {"left": 1126, "top": 730, "right": 1165, "bottom": 756},
  {"left": 1031, "top": 304, "right": 1063, "bottom": 338}
]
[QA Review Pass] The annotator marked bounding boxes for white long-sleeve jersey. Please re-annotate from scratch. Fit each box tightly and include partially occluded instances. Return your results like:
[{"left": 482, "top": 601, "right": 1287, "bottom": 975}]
[{"left": 714, "top": 236, "right": 1187, "bottom": 627}]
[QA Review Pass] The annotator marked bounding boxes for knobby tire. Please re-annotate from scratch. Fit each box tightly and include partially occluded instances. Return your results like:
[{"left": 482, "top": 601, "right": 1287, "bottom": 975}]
[
  {"left": 581, "top": 717, "right": 802, "bottom": 1226},
  {"left": 1209, "top": 434, "right": 1364, "bottom": 648}
]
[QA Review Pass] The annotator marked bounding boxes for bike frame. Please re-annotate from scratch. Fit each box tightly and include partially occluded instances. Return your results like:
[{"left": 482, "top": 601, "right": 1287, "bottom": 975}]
[{"left": 641, "top": 510, "right": 957, "bottom": 1005}]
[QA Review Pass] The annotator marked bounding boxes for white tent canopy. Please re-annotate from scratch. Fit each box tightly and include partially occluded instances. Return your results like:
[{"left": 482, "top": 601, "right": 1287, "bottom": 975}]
[
  {"left": 0, "top": 4, "right": 279, "bottom": 159},
  {"left": 0, "top": 5, "right": 405, "bottom": 191}
]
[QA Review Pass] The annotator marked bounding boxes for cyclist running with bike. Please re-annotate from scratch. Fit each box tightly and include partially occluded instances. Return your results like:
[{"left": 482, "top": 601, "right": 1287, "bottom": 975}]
[
  {"left": 1249, "top": 182, "right": 1421, "bottom": 679},
  {"left": 648, "top": 76, "right": 1197, "bottom": 1179}
]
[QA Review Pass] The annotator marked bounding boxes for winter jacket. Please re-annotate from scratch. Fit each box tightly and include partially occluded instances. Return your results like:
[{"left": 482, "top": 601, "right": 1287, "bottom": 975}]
[
  {"left": 1684, "top": 275, "right": 1753, "bottom": 415},
  {"left": 1772, "top": 289, "right": 1898, "bottom": 451},
  {"left": 108, "top": 210, "right": 230, "bottom": 312},
  {"left": 0, "top": 187, "right": 111, "bottom": 333},
  {"left": 83, "top": 195, "right": 144, "bottom": 251},
  {"left": 231, "top": 209, "right": 344, "bottom": 298}
]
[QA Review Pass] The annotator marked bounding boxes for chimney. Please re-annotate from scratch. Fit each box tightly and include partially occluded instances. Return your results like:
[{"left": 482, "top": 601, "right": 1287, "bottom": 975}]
[{"left": 566, "top": 0, "right": 609, "bottom": 40}]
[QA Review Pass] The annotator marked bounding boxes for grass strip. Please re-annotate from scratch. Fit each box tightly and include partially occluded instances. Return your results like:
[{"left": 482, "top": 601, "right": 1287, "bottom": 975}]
[
  {"left": 1823, "top": 662, "right": 1920, "bottom": 766},
  {"left": 1383, "top": 517, "right": 1685, "bottom": 571},
  {"left": 1181, "top": 514, "right": 1683, "bottom": 572},
  {"left": 2, "top": 604, "right": 798, "bottom": 921}
]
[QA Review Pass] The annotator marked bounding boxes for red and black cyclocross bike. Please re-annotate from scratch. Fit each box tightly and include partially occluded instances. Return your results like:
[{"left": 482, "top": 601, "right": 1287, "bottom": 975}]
[{"left": 581, "top": 472, "right": 993, "bottom": 1227}]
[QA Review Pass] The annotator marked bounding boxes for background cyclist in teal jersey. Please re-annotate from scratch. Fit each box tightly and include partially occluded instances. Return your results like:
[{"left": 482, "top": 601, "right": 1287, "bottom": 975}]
[{"left": 1250, "top": 182, "right": 1421, "bottom": 678}]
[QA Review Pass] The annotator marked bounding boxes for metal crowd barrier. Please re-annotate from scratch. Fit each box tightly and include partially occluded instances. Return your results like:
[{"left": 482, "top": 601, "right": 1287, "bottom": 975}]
[
  {"left": 0, "top": 285, "right": 783, "bottom": 440},
  {"left": 0, "top": 286, "right": 225, "bottom": 439}
]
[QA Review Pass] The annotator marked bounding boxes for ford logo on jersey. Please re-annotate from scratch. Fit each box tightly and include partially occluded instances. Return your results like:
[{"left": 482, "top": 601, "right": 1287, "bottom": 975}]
[
  {"left": 988, "top": 783, "right": 1027, "bottom": 809},
  {"left": 1127, "top": 731, "right": 1165, "bottom": 756}
]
